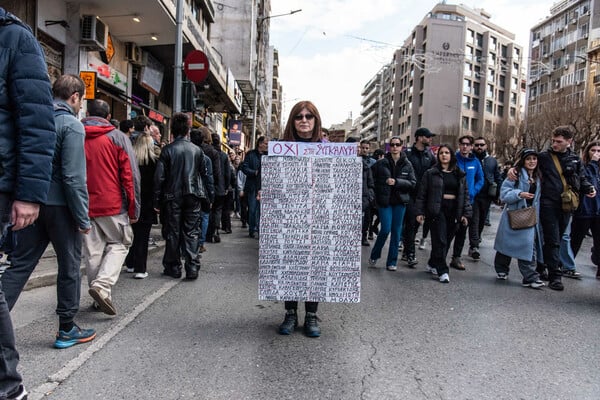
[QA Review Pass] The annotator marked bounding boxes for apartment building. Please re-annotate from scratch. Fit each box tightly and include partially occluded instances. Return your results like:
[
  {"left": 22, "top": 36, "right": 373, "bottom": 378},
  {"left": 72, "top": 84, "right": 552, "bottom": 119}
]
[
  {"left": 388, "top": 3, "right": 523, "bottom": 146},
  {"left": 527, "top": 0, "right": 595, "bottom": 113},
  {"left": 359, "top": 64, "right": 392, "bottom": 145},
  {"left": 269, "top": 47, "right": 283, "bottom": 139}
]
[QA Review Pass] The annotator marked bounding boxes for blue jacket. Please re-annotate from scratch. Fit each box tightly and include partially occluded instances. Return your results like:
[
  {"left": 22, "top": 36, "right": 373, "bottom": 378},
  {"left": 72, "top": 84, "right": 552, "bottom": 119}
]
[
  {"left": 574, "top": 160, "right": 600, "bottom": 218},
  {"left": 494, "top": 169, "right": 543, "bottom": 262},
  {"left": 456, "top": 151, "right": 484, "bottom": 203},
  {"left": 241, "top": 149, "right": 263, "bottom": 193},
  {"left": 47, "top": 101, "right": 90, "bottom": 229},
  {"left": 0, "top": 9, "right": 56, "bottom": 203}
]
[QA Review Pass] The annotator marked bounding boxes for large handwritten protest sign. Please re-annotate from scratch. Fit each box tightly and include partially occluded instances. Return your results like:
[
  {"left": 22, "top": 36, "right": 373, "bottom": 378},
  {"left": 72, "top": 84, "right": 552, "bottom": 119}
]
[{"left": 258, "top": 142, "right": 362, "bottom": 303}]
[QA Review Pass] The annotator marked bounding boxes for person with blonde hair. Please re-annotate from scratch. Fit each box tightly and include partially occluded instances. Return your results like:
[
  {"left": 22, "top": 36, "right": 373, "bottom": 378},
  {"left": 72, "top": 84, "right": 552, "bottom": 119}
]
[{"left": 125, "top": 132, "right": 159, "bottom": 278}]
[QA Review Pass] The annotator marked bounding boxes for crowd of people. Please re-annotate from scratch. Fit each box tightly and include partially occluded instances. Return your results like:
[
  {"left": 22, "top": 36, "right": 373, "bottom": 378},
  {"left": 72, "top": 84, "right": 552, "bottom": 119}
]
[
  {"left": 1, "top": 7, "right": 600, "bottom": 397},
  {"left": 360, "top": 127, "right": 598, "bottom": 291}
]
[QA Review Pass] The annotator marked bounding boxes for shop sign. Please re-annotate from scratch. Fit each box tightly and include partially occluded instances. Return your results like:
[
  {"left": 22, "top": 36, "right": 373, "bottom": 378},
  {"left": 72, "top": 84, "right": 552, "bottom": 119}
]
[
  {"left": 80, "top": 71, "right": 97, "bottom": 100},
  {"left": 85, "top": 54, "right": 127, "bottom": 92},
  {"left": 148, "top": 109, "right": 165, "bottom": 123},
  {"left": 226, "top": 69, "right": 243, "bottom": 114}
]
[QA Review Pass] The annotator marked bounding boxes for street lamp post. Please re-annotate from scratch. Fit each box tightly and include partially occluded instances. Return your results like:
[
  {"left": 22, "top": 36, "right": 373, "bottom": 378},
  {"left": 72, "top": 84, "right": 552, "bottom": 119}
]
[{"left": 251, "top": 9, "right": 301, "bottom": 148}]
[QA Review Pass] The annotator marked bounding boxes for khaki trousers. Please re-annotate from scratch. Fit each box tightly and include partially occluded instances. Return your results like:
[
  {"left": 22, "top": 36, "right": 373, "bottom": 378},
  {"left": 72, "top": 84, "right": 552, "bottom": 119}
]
[{"left": 83, "top": 213, "right": 133, "bottom": 299}]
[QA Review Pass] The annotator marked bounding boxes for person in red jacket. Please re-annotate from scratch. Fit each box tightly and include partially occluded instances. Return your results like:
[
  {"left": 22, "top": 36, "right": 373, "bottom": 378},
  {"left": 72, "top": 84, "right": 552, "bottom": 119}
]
[{"left": 82, "top": 99, "right": 140, "bottom": 316}]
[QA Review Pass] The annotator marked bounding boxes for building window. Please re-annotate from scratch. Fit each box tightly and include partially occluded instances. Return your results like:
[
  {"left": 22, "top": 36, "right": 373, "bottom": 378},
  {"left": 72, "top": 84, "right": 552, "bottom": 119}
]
[
  {"left": 487, "top": 84, "right": 494, "bottom": 98},
  {"left": 476, "top": 33, "right": 483, "bottom": 47},
  {"left": 467, "top": 29, "right": 475, "bottom": 44},
  {"left": 486, "top": 100, "right": 493, "bottom": 113},
  {"left": 488, "top": 69, "right": 495, "bottom": 82},
  {"left": 463, "top": 95, "right": 470, "bottom": 109},
  {"left": 511, "top": 77, "right": 518, "bottom": 91},
  {"left": 510, "top": 92, "right": 517, "bottom": 105},
  {"left": 462, "top": 116, "right": 469, "bottom": 130},
  {"left": 498, "top": 90, "right": 505, "bottom": 102},
  {"left": 475, "top": 49, "right": 483, "bottom": 63},
  {"left": 474, "top": 65, "right": 481, "bottom": 79},
  {"left": 473, "top": 82, "right": 480, "bottom": 96},
  {"left": 471, "top": 118, "right": 478, "bottom": 132},
  {"left": 472, "top": 98, "right": 479, "bottom": 111},
  {"left": 464, "top": 62, "right": 473, "bottom": 76},
  {"left": 497, "top": 105, "right": 504, "bottom": 117},
  {"left": 499, "top": 75, "right": 506, "bottom": 88},
  {"left": 510, "top": 107, "right": 516, "bottom": 118},
  {"left": 463, "top": 79, "right": 471, "bottom": 93},
  {"left": 501, "top": 45, "right": 508, "bottom": 58}
]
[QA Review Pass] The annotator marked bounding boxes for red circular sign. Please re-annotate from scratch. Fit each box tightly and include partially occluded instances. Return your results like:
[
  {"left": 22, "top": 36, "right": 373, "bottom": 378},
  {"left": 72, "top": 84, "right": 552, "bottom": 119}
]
[{"left": 184, "top": 50, "right": 209, "bottom": 83}]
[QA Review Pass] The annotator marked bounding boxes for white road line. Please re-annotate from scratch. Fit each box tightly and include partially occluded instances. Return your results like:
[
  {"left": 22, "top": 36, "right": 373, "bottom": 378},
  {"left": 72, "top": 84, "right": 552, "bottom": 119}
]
[{"left": 28, "top": 280, "right": 179, "bottom": 400}]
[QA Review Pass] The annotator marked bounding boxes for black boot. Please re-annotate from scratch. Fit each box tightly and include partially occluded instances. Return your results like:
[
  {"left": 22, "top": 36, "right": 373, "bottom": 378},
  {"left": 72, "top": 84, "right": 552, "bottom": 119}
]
[
  {"left": 303, "top": 312, "right": 321, "bottom": 337},
  {"left": 278, "top": 309, "right": 298, "bottom": 335},
  {"left": 361, "top": 234, "right": 369, "bottom": 246}
]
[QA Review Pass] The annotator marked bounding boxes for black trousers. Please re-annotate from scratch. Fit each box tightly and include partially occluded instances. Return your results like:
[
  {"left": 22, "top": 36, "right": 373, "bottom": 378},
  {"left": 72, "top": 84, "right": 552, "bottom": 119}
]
[
  {"left": 125, "top": 221, "right": 153, "bottom": 273},
  {"left": 285, "top": 301, "right": 318, "bottom": 313},
  {"left": 239, "top": 194, "right": 248, "bottom": 225},
  {"left": 402, "top": 198, "right": 419, "bottom": 256},
  {"left": 162, "top": 196, "right": 202, "bottom": 273},
  {"left": 221, "top": 191, "right": 234, "bottom": 231},
  {"left": 3, "top": 205, "right": 82, "bottom": 324},
  {"left": 429, "top": 199, "right": 459, "bottom": 276},
  {"left": 472, "top": 195, "right": 492, "bottom": 245},
  {"left": 539, "top": 205, "right": 570, "bottom": 281},
  {"left": 571, "top": 216, "right": 600, "bottom": 264},
  {"left": 207, "top": 195, "right": 226, "bottom": 239}
]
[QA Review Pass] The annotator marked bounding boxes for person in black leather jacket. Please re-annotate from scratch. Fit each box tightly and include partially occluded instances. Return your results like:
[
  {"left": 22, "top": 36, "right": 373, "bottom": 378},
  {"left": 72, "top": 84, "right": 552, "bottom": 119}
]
[
  {"left": 368, "top": 137, "right": 416, "bottom": 271},
  {"left": 153, "top": 113, "right": 206, "bottom": 280}
]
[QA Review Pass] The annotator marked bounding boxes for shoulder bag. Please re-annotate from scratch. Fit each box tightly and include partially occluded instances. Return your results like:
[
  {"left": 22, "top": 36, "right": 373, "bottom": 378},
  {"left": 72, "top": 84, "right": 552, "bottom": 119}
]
[
  {"left": 507, "top": 198, "right": 537, "bottom": 230},
  {"left": 550, "top": 153, "right": 579, "bottom": 212}
]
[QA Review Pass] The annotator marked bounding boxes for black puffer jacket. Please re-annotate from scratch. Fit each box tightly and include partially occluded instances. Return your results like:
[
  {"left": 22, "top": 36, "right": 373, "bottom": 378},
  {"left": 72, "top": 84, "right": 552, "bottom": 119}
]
[
  {"left": 416, "top": 165, "right": 472, "bottom": 221},
  {"left": 371, "top": 152, "right": 416, "bottom": 207},
  {"left": 0, "top": 9, "right": 55, "bottom": 203},
  {"left": 153, "top": 137, "right": 206, "bottom": 208},
  {"left": 362, "top": 157, "right": 375, "bottom": 211}
]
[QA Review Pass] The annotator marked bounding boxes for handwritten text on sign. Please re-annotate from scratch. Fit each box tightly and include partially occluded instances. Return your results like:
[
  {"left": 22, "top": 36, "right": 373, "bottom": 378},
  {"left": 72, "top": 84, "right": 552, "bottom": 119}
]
[{"left": 259, "top": 144, "right": 362, "bottom": 303}]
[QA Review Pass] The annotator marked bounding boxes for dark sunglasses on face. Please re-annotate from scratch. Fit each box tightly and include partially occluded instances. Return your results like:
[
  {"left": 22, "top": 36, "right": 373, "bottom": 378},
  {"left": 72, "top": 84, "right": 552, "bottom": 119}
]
[
  {"left": 459, "top": 142, "right": 471, "bottom": 146},
  {"left": 474, "top": 143, "right": 485, "bottom": 147},
  {"left": 390, "top": 143, "right": 402, "bottom": 147},
  {"left": 294, "top": 114, "right": 315, "bottom": 121}
]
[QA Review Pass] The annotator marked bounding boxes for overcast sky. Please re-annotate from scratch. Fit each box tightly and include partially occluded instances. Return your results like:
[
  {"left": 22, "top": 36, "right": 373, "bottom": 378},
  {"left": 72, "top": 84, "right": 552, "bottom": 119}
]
[{"left": 270, "top": 0, "right": 552, "bottom": 128}]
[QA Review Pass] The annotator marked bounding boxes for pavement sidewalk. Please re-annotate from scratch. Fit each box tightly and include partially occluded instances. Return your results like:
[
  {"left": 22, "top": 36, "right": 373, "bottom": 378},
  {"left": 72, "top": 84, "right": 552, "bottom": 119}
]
[{"left": 21, "top": 225, "right": 165, "bottom": 291}]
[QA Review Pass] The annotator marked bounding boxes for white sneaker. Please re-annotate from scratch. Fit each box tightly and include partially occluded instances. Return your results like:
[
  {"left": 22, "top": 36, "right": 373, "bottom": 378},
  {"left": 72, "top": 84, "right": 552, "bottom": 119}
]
[
  {"left": 134, "top": 272, "right": 148, "bottom": 279},
  {"left": 425, "top": 265, "right": 437, "bottom": 275},
  {"left": 439, "top": 273, "right": 450, "bottom": 283},
  {"left": 125, "top": 267, "right": 134, "bottom": 273},
  {"left": 386, "top": 265, "right": 397, "bottom": 271},
  {"left": 418, "top": 239, "right": 427, "bottom": 250}
]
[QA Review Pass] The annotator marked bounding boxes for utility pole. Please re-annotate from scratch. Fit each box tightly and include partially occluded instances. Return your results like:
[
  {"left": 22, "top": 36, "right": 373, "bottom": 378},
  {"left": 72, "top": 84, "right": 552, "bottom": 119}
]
[{"left": 173, "top": 0, "right": 184, "bottom": 113}]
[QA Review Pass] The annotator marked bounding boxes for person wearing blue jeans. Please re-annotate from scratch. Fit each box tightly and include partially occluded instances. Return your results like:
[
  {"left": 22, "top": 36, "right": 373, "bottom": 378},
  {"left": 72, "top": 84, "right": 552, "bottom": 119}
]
[{"left": 368, "top": 136, "right": 416, "bottom": 271}]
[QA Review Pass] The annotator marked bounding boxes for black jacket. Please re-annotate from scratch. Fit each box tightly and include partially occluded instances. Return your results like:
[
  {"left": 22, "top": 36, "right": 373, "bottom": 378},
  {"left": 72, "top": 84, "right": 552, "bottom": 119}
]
[
  {"left": 538, "top": 148, "right": 594, "bottom": 209},
  {"left": 371, "top": 152, "right": 416, "bottom": 207},
  {"left": 200, "top": 142, "right": 222, "bottom": 196},
  {"left": 416, "top": 165, "right": 472, "bottom": 221},
  {"left": 404, "top": 145, "right": 436, "bottom": 188},
  {"left": 476, "top": 152, "right": 502, "bottom": 199},
  {"left": 153, "top": 137, "right": 206, "bottom": 208},
  {"left": 241, "top": 149, "right": 263, "bottom": 192},
  {"left": 361, "top": 156, "right": 375, "bottom": 211}
]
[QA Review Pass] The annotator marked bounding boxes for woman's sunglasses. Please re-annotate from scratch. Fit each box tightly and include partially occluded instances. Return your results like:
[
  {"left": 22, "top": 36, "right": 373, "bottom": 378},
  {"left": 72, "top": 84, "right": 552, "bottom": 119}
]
[{"left": 294, "top": 114, "right": 315, "bottom": 121}]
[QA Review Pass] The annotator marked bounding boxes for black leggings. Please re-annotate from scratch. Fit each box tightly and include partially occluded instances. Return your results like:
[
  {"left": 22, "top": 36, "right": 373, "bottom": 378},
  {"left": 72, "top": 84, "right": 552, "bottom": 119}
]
[{"left": 285, "top": 301, "right": 318, "bottom": 313}]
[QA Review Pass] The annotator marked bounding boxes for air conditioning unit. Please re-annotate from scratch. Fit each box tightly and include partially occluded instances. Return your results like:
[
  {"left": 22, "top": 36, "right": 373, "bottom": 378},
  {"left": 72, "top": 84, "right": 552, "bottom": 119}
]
[
  {"left": 576, "top": 80, "right": 583, "bottom": 85},
  {"left": 571, "top": 18, "right": 577, "bottom": 24},
  {"left": 558, "top": 26, "right": 564, "bottom": 32},
  {"left": 80, "top": 15, "right": 107, "bottom": 51},
  {"left": 125, "top": 42, "right": 143, "bottom": 65}
]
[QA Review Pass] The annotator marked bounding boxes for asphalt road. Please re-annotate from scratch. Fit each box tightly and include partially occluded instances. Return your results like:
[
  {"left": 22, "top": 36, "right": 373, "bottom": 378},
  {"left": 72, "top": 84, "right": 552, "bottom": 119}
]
[{"left": 11, "top": 206, "right": 600, "bottom": 399}]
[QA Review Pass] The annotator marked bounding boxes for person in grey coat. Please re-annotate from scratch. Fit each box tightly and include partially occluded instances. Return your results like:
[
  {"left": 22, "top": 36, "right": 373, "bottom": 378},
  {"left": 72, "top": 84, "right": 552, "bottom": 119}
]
[
  {"left": 493, "top": 149, "right": 544, "bottom": 289},
  {"left": 3, "top": 75, "right": 97, "bottom": 348}
]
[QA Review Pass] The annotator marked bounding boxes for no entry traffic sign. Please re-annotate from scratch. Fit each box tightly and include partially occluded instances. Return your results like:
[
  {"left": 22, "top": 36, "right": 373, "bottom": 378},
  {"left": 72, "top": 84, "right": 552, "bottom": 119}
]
[{"left": 183, "top": 50, "right": 209, "bottom": 83}]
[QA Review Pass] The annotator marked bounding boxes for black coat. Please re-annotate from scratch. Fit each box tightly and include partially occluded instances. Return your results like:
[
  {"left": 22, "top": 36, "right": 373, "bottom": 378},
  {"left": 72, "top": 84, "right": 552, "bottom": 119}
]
[
  {"left": 153, "top": 137, "right": 206, "bottom": 209},
  {"left": 362, "top": 157, "right": 375, "bottom": 211},
  {"left": 371, "top": 153, "right": 416, "bottom": 207},
  {"left": 416, "top": 165, "right": 472, "bottom": 221}
]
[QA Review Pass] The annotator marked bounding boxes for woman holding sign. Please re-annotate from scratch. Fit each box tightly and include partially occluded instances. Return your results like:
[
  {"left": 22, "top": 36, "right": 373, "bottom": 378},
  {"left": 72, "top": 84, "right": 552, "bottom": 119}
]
[
  {"left": 277, "top": 101, "right": 324, "bottom": 338},
  {"left": 368, "top": 137, "right": 416, "bottom": 271}
]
